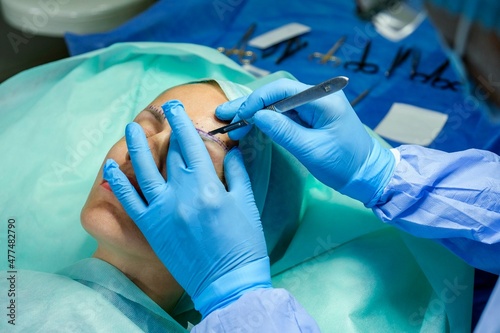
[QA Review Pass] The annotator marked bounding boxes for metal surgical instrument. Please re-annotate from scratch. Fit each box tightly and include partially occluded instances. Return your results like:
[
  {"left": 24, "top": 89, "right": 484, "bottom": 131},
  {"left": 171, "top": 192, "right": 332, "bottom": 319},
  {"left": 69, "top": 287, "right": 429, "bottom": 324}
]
[
  {"left": 217, "top": 23, "right": 258, "bottom": 65},
  {"left": 344, "top": 40, "right": 379, "bottom": 74},
  {"left": 309, "top": 35, "right": 346, "bottom": 65},
  {"left": 410, "top": 51, "right": 461, "bottom": 91},
  {"left": 385, "top": 46, "right": 412, "bottom": 77},
  {"left": 208, "top": 76, "right": 349, "bottom": 135}
]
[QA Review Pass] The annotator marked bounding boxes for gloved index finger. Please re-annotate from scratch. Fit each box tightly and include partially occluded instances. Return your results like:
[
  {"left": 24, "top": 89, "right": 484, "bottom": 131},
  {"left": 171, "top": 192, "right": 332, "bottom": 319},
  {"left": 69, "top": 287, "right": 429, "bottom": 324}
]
[
  {"left": 125, "top": 122, "right": 166, "bottom": 204},
  {"left": 162, "top": 100, "right": 213, "bottom": 170},
  {"left": 238, "top": 79, "right": 309, "bottom": 120}
]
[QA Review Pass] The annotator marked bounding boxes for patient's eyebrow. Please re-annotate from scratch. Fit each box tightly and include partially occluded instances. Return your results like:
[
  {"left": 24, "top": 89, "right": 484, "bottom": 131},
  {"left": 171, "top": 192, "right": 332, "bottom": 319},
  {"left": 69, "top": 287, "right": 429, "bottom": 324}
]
[
  {"left": 143, "top": 104, "right": 229, "bottom": 152},
  {"left": 144, "top": 105, "right": 166, "bottom": 123}
]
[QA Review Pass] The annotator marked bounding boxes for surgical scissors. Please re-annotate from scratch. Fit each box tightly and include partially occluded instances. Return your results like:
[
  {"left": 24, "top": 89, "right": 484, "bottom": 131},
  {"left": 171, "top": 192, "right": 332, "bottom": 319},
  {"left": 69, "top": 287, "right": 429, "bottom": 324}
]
[
  {"left": 410, "top": 50, "right": 461, "bottom": 91},
  {"left": 385, "top": 46, "right": 412, "bottom": 77},
  {"left": 217, "top": 23, "right": 257, "bottom": 65},
  {"left": 344, "top": 40, "right": 379, "bottom": 74},
  {"left": 308, "top": 35, "right": 346, "bottom": 66}
]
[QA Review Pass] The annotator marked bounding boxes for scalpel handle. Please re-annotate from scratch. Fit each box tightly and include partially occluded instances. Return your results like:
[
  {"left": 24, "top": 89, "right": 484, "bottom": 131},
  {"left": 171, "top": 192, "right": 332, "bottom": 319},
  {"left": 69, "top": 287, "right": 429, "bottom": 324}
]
[{"left": 266, "top": 76, "right": 349, "bottom": 113}]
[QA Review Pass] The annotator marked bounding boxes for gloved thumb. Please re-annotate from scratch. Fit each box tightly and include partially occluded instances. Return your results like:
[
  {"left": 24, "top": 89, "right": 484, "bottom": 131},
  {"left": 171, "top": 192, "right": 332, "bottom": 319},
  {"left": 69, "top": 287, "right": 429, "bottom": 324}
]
[{"left": 253, "top": 110, "right": 310, "bottom": 157}]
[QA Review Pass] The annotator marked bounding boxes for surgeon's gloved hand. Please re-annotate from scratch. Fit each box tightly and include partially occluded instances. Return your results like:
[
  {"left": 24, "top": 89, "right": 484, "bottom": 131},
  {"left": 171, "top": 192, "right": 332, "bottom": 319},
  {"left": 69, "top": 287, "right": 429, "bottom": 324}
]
[
  {"left": 103, "top": 100, "right": 271, "bottom": 318},
  {"left": 216, "top": 79, "right": 395, "bottom": 207}
]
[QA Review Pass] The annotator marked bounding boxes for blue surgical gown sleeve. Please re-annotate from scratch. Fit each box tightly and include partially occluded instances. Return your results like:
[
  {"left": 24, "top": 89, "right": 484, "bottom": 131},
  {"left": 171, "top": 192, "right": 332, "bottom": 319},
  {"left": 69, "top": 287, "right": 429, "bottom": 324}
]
[
  {"left": 474, "top": 276, "right": 500, "bottom": 333},
  {"left": 372, "top": 145, "right": 500, "bottom": 275},
  {"left": 192, "top": 288, "right": 320, "bottom": 332}
]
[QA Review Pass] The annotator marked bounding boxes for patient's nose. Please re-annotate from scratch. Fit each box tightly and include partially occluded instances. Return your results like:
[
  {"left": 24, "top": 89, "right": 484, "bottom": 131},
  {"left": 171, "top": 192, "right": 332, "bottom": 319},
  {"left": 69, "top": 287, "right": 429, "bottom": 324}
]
[
  {"left": 146, "top": 130, "right": 170, "bottom": 178},
  {"left": 122, "top": 129, "right": 170, "bottom": 178}
]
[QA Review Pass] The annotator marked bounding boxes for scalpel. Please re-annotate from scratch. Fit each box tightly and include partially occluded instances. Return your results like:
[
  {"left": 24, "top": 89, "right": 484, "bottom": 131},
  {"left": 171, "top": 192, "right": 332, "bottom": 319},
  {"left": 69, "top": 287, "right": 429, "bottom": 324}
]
[{"left": 208, "top": 76, "right": 349, "bottom": 135}]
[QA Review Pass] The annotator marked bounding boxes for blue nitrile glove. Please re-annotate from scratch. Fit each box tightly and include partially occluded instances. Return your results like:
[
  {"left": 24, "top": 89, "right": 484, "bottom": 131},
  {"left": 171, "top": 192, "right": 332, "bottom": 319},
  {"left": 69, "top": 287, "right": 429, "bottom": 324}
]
[
  {"left": 103, "top": 100, "right": 271, "bottom": 317},
  {"left": 216, "top": 79, "right": 395, "bottom": 207}
]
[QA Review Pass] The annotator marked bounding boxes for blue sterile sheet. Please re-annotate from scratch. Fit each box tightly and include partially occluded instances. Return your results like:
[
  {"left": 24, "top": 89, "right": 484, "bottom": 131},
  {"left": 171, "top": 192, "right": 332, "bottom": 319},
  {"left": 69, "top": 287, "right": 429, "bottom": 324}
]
[{"left": 65, "top": 0, "right": 500, "bottom": 155}]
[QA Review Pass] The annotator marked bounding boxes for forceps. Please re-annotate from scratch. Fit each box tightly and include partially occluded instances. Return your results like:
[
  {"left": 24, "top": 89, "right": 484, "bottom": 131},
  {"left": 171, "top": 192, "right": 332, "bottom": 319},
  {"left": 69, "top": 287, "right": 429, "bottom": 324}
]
[
  {"left": 344, "top": 40, "right": 379, "bottom": 74},
  {"left": 309, "top": 35, "right": 346, "bottom": 66},
  {"left": 208, "top": 76, "right": 349, "bottom": 135},
  {"left": 217, "top": 23, "right": 257, "bottom": 65}
]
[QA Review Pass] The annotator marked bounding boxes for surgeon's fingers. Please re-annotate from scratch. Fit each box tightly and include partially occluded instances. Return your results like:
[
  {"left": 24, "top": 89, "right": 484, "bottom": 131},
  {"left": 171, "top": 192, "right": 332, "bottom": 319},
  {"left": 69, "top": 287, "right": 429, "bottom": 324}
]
[
  {"left": 253, "top": 110, "right": 310, "bottom": 159},
  {"left": 162, "top": 100, "right": 212, "bottom": 170},
  {"left": 103, "top": 159, "right": 146, "bottom": 221},
  {"left": 166, "top": 134, "right": 185, "bottom": 182},
  {"left": 216, "top": 97, "right": 254, "bottom": 140},
  {"left": 238, "top": 79, "right": 308, "bottom": 120},
  {"left": 223, "top": 148, "right": 261, "bottom": 224},
  {"left": 227, "top": 113, "right": 254, "bottom": 141},
  {"left": 125, "top": 123, "right": 166, "bottom": 204},
  {"left": 215, "top": 96, "right": 246, "bottom": 120},
  {"left": 224, "top": 148, "right": 252, "bottom": 196}
]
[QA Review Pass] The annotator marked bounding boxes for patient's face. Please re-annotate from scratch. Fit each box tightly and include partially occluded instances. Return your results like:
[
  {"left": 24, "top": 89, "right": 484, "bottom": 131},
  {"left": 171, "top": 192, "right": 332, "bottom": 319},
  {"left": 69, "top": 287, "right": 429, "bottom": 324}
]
[{"left": 81, "top": 82, "right": 235, "bottom": 303}]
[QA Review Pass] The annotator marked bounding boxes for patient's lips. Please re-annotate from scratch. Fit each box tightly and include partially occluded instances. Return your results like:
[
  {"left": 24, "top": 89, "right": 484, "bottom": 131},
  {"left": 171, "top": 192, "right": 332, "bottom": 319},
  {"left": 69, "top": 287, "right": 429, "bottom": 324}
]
[{"left": 101, "top": 180, "right": 112, "bottom": 192}]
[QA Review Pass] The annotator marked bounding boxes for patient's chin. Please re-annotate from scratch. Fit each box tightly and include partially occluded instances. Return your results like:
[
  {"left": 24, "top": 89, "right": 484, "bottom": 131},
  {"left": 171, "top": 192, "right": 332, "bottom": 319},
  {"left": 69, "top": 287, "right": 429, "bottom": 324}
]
[
  {"left": 81, "top": 199, "right": 152, "bottom": 257},
  {"left": 82, "top": 200, "right": 119, "bottom": 232}
]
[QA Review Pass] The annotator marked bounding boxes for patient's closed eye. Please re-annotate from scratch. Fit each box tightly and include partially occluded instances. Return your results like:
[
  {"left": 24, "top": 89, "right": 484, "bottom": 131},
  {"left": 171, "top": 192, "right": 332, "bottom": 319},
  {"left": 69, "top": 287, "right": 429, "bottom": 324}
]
[
  {"left": 145, "top": 105, "right": 166, "bottom": 123},
  {"left": 134, "top": 106, "right": 166, "bottom": 137}
]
